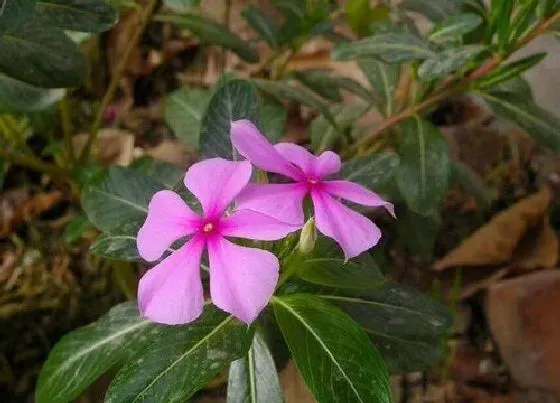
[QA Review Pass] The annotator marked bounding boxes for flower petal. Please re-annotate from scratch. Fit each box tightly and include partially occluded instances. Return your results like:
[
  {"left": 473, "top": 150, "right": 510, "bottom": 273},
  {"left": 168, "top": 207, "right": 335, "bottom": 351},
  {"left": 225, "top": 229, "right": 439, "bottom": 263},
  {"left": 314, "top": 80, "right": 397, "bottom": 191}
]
[
  {"left": 230, "top": 119, "right": 303, "bottom": 180},
  {"left": 208, "top": 236, "right": 279, "bottom": 323},
  {"left": 274, "top": 143, "right": 315, "bottom": 175},
  {"left": 322, "top": 180, "right": 395, "bottom": 217},
  {"left": 311, "top": 190, "right": 382, "bottom": 260},
  {"left": 236, "top": 183, "right": 307, "bottom": 225},
  {"left": 138, "top": 236, "right": 205, "bottom": 325},
  {"left": 313, "top": 151, "right": 341, "bottom": 178},
  {"left": 184, "top": 158, "right": 252, "bottom": 219},
  {"left": 137, "top": 190, "right": 201, "bottom": 262},
  {"left": 220, "top": 209, "right": 300, "bottom": 240}
]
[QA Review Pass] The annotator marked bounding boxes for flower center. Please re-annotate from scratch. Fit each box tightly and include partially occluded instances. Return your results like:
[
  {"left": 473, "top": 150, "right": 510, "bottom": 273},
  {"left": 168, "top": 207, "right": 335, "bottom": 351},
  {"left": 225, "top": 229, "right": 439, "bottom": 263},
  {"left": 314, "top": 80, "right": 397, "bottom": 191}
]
[
  {"left": 307, "top": 177, "right": 319, "bottom": 185},
  {"left": 202, "top": 222, "right": 214, "bottom": 233}
]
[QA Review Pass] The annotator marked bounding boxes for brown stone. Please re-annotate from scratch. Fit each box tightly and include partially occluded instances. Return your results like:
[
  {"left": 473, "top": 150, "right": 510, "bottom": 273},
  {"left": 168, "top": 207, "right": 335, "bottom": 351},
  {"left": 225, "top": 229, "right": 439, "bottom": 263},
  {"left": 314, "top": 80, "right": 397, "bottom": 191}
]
[{"left": 486, "top": 270, "right": 560, "bottom": 398}]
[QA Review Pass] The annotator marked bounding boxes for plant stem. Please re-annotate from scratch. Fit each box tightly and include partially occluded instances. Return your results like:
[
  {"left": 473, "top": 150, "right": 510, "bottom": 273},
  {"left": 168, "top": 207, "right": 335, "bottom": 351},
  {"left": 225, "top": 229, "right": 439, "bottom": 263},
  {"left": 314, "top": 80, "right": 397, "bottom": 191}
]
[
  {"left": 80, "top": 0, "right": 159, "bottom": 162},
  {"left": 221, "top": 0, "right": 232, "bottom": 75},
  {"left": 59, "top": 97, "right": 74, "bottom": 165},
  {"left": 0, "top": 148, "right": 67, "bottom": 180},
  {"left": 344, "top": 9, "right": 560, "bottom": 159}
]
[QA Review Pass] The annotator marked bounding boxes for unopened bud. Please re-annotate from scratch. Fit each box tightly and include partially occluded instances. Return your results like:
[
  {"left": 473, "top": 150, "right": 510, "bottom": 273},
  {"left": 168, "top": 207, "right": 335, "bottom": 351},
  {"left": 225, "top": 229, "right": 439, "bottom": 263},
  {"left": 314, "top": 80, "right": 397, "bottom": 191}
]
[{"left": 299, "top": 218, "right": 316, "bottom": 254}]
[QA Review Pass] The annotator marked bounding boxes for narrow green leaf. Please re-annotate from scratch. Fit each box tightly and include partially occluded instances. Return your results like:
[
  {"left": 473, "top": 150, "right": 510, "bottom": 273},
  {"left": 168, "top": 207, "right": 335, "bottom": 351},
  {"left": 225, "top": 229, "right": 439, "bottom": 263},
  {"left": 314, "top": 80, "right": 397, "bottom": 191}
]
[
  {"left": 292, "top": 69, "right": 343, "bottom": 102},
  {"left": 36, "top": 302, "right": 155, "bottom": 403},
  {"left": 333, "top": 33, "right": 435, "bottom": 63},
  {"left": 242, "top": 5, "right": 279, "bottom": 48},
  {"left": 156, "top": 13, "right": 259, "bottom": 63},
  {"left": 0, "top": 74, "right": 65, "bottom": 112},
  {"left": 317, "top": 283, "right": 453, "bottom": 372},
  {"left": 357, "top": 58, "right": 401, "bottom": 116},
  {"left": 428, "top": 13, "right": 483, "bottom": 42},
  {"left": 491, "top": 76, "right": 533, "bottom": 100},
  {"left": 227, "top": 331, "right": 283, "bottom": 403},
  {"left": 259, "top": 95, "right": 286, "bottom": 142},
  {"left": 475, "top": 53, "right": 546, "bottom": 89},
  {"left": 340, "top": 154, "right": 400, "bottom": 198},
  {"left": 273, "top": 294, "right": 391, "bottom": 403},
  {"left": 199, "top": 79, "right": 259, "bottom": 159},
  {"left": 0, "top": 22, "right": 87, "bottom": 88},
  {"left": 106, "top": 307, "right": 253, "bottom": 403},
  {"left": 490, "top": 0, "right": 514, "bottom": 49},
  {"left": 164, "top": 87, "right": 211, "bottom": 149},
  {"left": 508, "top": 0, "right": 539, "bottom": 42},
  {"left": 481, "top": 91, "right": 560, "bottom": 152},
  {"left": 396, "top": 117, "right": 451, "bottom": 215},
  {"left": 35, "top": 0, "right": 118, "bottom": 32},
  {"left": 90, "top": 222, "right": 142, "bottom": 261},
  {"left": 400, "top": 0, "right": 462, "bottom": 22},
  {"left": 82, "top": 166, "right": 164, "bottom": 232},
  {"left": 418, "top": 45, "right": 486, "bottom": 80}
]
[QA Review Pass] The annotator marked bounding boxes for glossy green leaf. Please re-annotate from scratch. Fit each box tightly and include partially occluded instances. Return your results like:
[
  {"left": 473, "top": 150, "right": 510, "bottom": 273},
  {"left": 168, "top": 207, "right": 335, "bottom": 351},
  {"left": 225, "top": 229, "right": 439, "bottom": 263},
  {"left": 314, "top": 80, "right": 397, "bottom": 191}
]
[
  {"left": 310, "top": 102, "right": 368, "bottom": 153},
  {"left": 340, "top": 154, "right": 400, "bottom": 198},
  {"left": 428, "top": 13, "right": 483, "bottom": 42},
  {"left": 106, "top": 307, "right": 253, "bottom": 403},
  {"left": 164, "top": 87, "right": 211, "bottom": 149},
  {"left": 130, "top": 157, "right": 184, "bottom": 190},
  {"left": 36, "top": 302, "right": 155, "bottom": 403},
  {"left": 82, "top": 166, "right": 163, "bottom": 232},
  {"left": 242, "top": 5, "right": 279, "bottom": 48},
  {"left": 199, "top": 79, "right": 259, "bottom": 159},
  {"left": 35, "top": 0, "right": 118, "bottom": 32},
  {"left": 418, "top": 45, "right": 486, "bottom": 80},
  {"left": 292, "top": 238, "right": 385, "bottom": 289},
  {"left": 0, "top": 74, "right": 65, "bottom": 112},
  {"left": 0, "top": 22, "right": 87, "bottom": 88},
  {"left": 90, "top": 222, "right": 142, "bottom": 261},
  {"left": 156, "top": 14, "right": 259, "bottom": 63},
  {"left": 481, "top": 91, "right": 560, "bottom": 152},
  {"left": 260, "top": 95, "right": 286, "bottom": 142},
  {"left": 317, "top": 283, "right": 452, "bottom": 372},
  {"left": 400, "top": 0, "right": 462, "bottom": 22},
  {"left": 333, "top": 33, "right": 435, "bottom": 63},
  {"left": 475, "top": 53, "right": 546, "bottom": 90},
  {"left": 396, "top": 117, "right": 451, "bottom": 215},
  {"left": 227, "top": 331, "right": 283, "bottom": 403},
  {"left": 273, "top": 294, "right": 391, "bottom": 403},
  {"left": 358, "top": 58, "right": 401, "bottom": 116}
]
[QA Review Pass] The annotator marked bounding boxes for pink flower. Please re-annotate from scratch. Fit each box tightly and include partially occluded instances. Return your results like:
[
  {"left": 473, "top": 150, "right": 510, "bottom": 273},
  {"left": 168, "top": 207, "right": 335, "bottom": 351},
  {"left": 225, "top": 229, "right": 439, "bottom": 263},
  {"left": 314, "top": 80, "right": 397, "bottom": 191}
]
[
  {"left": 231, "top": 119, "right": 395, "bottom": 260},
  {"left": 136, "top": 158, "right": 298, "bottom": 325}
]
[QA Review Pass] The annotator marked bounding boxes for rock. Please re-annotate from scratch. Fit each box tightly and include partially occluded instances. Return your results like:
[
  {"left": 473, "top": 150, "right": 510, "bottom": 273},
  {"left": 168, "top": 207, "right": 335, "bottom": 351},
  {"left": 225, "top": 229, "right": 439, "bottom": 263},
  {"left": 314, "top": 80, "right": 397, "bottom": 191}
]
[{"left": 486, "top": 270, "right": 560, "bottom": 398}]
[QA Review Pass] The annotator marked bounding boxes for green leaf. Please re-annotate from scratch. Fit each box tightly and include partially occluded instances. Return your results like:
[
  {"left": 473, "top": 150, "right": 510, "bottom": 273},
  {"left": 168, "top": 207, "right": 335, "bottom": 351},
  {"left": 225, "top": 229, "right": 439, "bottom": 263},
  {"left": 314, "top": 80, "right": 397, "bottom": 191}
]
[
  {"left": 451, "top": 161, "right": 492, "bottom": 206},
  {"left": 163, "top": 0, "right": 201, "bottom": 12},
  {"left": 400, "top": 0, "right": 462, "bottom": 22},
  {"left": 357, "top": 58, "right": 401, "bottom": 116},
  {"left": 490, "top": 0, "right": 513, "bottom": 50},
  {"left": 346, "top": 0, "right": 374, "bottom": 36},
  {"left": 36, "top": 302, "right": 155, "bottom": 403},
  {"left": 242, "top": 5, "right": 279, "bottom": 48},
  {"left": 397, "top": 209, "right": 440, "bottom": 259},
  {"left": 82, "top": 166, "right": 164, "bottom": 232},
  {"left": 475, "top": 53, "right": 546, "bottom": 89},
  {"left": 0, "top": 74, "right": 65, "bottom": 112},
  {"left": 227, "top": 331, "right": 283, "bottom": 403},
  {"left": 35, "top": 0, "right": 118, "bottom": 33},
  {"left": 428, "top": 13, "right": 484, "bottom": 42},
  {"left": 63, "top": 212, "right": 93, "bottom": 245},
  {"left": 491, "top": 76, "right": 533, "bottom": 100},
  {"left": 0, "top": 22, "right": 87, "bottom": 88},
  {"left": 164, "top": 87, "right": 211, "bottom": 149},
  {"left": 310, "top": 102, "right": 368, "bottom": 153},
  {"left": 292, "top": 238, "right": 385, "bottom": 290},
  {"left": 481, "top": 91, "right": 560, "bottom": 152},
  {"left": 90, "top": 222, "right": 142, "bottom": 261},
  {"left": 273, "top": 294, "right": 391, "bottom": 403},
  {"left": 291, "top": 69, "right": 343, "bottom": 102},
  {"left": 340, "top": 153, "right": 400, "bottom": 198},
  {"left": 130, "top": 156, "right": 185, "bottom": 190},
  {"left": 396, "top": 117, "right": 451, "bottom": 215},
  {"left": 317, "top": 283, "right": 453, "bottom": 372},
  {"left": 418, "top": 45, "right": 486, "bottom": 80},
  {"left": 199, "top": 79, "right": 259, "bottom": 159},
  {"left": 106, "top": 307, "right": 253, "bottom": 403},
  {"left": 156, "top": 13, "right": 259, "bottom": 63},
  {"left": 333, "top": 33, "right": 435, "bottom": 63},
  {"left": 508, "top": 0, "right": 539, "bottom": 42},
  {"left": 252, "top": 79, "right": 337, "bottom": 128},
  {"left": 259, "top": 95, "right": 286, "bottom": 142}
]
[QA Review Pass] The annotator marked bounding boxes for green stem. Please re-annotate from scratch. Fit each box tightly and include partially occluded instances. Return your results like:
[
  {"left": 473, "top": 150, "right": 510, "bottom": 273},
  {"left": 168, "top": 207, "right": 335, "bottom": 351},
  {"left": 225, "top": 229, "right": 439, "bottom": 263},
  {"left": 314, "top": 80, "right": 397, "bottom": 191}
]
[
  {"left": 80, "top": 0, "right": 159, "bottom": 162},
  {"left": 0, "top": 148, "right": 68, "bottom": 180},
  {"left": 59, "top": 97, "right": 74, "bottom": 165}
]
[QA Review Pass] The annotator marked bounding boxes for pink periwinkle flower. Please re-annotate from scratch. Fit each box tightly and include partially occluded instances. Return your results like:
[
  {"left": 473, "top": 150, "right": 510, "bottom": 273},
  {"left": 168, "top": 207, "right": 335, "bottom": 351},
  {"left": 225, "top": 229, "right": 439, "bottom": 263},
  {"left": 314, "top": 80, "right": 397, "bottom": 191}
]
[
  {"left": 136, "top": 158, "right": 298, "bottom": 325},
  {"left": 230, "top": 119, "right": 395, "bottom": 260}
]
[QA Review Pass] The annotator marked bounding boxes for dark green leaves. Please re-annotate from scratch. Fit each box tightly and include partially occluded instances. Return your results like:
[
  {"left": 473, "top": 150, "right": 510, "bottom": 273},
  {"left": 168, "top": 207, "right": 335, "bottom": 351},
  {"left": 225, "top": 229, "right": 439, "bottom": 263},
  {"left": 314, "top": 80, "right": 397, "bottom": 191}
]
[
  {"left": 164, "top": 87, "right": 211, "bottom": 148},
  {"left": 475, "top": 53, "right": 547, "bottom": 89},
  {"left": 156, "top": 14, "right": 259, "bottom": 63},
  {"left": 35, "top": 0, "right": 118, "bottom": 32},
  {"left": 358, "top": 58, "right": 401, "bottom": 116},
  {"left": 481, "top": 91, "right": 560, "bottom": 152},
  {"left": 36, "top": 302, "right": 154, "bottom": 403},
  {"left": 227, "top": 331, "right": 283, "bottom": 403},
  {"left": 273, "top": 294, "right": 391, "bottom": 403},
  {"left": 242, "top": 5, "right": 279, "bottom": 48},
  {"left": 106, "top": 307, "right": 253, "bottom": 403},
  {"left": 0, "top": 75, "right": 65, "bottom": 112},
  {"left": 418, "top": 45, "right": 486, "bottom": 80},
  {"left": 199, "top": 80, "right": 259, "bottom": 159},
  {"left": 333, "top": 33, "right": 434, "bottom": 63},
  {"left": 340, "top": 153, "right": 400, "bottom": 198},
  {"left": 396, "top": 117, "right": 451, "bottom": 215},
  {"left": 428, "top": 13, "right": 484, "bottom": 42},
  {"left": 82, "top": 166, "right": 164, "bottom": 232},
  {"left": 90, "top": 222, "right": 142, "bottom": 261},
  {"left": 400, "top": 0, "right": 462, "bottom": 23}
]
